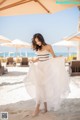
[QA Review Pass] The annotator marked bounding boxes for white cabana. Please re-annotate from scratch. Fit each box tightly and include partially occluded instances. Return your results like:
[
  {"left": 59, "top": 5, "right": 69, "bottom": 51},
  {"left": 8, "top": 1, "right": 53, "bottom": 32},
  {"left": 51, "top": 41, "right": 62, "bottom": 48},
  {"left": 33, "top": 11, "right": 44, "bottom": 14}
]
[
  {"left": 64, "top": 33, "right": 80, "bottom": 59},
  {"left": 1, "top": 39, "right": 31, "bottom": 48},
  {"left": 0, "top": 35, "right": 12, "bottom": 58},
  {"left": 53, "top": 40, "right": 77, "bottom": 57},
  {"left": 1, "top": 39, "right": 31, "bottom": 57},
  {"left": 0, "top": 35, "right": 11, "bottom": 43},
  {"left": 64, "top": 6, "right": 80, "bottom": 60}
]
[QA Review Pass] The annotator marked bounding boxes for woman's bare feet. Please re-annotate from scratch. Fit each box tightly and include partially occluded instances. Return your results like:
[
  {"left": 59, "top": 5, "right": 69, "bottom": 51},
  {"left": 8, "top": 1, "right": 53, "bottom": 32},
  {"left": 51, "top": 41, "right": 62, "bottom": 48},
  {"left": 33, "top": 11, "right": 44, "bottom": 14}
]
[
  {"left": 32, "top": 104, "right": 40, "bottom": 117},
  {"left": 44, "top": 109, "right": 47, "bottom": 113},
  {"left": 41, "top": 109, "right": 47, "bottom": 114},
  {"left": 44, "top": 102, "right": 47, "bottom": 113},
  {"left": 32, "top": 108, "right": 40, "bottom": 117}
]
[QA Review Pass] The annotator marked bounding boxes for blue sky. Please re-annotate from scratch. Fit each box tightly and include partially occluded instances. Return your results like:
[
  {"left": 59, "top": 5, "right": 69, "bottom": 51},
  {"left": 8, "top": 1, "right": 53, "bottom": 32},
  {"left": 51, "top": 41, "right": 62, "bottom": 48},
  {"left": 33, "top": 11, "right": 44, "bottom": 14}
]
[{"left": 0, "top": 6, "right": 79, "bottom": 53}]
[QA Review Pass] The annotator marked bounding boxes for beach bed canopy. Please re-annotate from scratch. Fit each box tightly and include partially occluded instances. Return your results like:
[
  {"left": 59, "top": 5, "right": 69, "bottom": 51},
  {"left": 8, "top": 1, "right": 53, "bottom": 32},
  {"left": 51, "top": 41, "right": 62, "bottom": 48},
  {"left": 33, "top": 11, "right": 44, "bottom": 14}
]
[
  {"left": 64, "top": 33, "right": 80, "bottom": 60},
  {"left": 53, "top": 40, "right": 77, "bottom": 57},
  {"left": 1, "top": 39, "right": 31, "bottom": 48},
  {"left": 0, "top": 0, "right": 79, "bottom": 16},
  {"left": 64, "top": 6, "right": 80, "bottom": 60},
  {"left": 0, "top": 35, "right": 11, "bottom": 43},
  {"left": 1, "top": 39, "right": 31, "bottom": 57}
]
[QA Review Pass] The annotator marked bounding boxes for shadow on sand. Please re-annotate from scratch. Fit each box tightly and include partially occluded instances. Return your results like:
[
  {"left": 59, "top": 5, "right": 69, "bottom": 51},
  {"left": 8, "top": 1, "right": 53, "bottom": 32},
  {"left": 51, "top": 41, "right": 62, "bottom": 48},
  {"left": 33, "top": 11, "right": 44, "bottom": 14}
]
[
  {"left": 1, "top": 71, "right": 27, "bottom": 77},
  {"left": 0, "top": 81, "right": 23, "bottom": 87},
  {"left": 0, "top": 99, "right": 80, "bottom": 120}
]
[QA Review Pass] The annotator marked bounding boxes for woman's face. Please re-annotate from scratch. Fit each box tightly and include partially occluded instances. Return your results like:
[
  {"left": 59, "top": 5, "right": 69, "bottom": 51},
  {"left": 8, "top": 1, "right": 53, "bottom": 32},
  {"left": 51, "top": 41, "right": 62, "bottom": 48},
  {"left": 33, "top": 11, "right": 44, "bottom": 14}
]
[{"left": 35, "top": 38, "right": 42, "bottom": 46}]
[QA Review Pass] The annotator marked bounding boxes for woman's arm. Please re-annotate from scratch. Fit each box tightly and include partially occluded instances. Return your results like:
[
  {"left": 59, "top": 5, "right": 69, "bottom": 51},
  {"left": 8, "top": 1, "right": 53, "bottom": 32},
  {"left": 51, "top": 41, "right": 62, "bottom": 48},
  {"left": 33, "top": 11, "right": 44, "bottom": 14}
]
[
  {"left": 29, "top": 57, "right": 39, "bottom": 63},
  {"left": 32, "top": 57, "right": 39, "bottom": 63},
  {"left": 47, "top": 45, "right": 56, "bottom": 58}
]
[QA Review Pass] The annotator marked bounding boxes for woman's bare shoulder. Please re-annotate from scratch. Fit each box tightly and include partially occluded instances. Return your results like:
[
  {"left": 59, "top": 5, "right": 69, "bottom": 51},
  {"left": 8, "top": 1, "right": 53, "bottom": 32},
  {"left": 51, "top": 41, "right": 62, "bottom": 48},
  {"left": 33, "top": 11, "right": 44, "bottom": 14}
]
[{"left": 46, "top": 44, "right": 52, "bottom": 49}]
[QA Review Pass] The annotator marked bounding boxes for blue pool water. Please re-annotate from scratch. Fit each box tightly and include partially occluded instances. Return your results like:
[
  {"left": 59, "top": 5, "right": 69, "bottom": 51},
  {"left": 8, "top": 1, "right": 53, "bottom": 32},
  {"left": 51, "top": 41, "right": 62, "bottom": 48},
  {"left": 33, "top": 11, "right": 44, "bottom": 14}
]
[{"left": 0, "top": 52, "right": 76, "bottom": 57}]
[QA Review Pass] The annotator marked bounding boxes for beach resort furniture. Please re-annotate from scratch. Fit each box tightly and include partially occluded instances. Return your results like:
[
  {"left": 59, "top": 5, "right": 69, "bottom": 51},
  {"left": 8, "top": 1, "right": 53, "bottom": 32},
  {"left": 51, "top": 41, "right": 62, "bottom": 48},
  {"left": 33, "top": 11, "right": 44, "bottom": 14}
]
[
  {"left": 15, "top": 57, "right": 22, "bottom": 63},
  {"left": 72, "top": 56, "right": 77, "bottom": 60},
  {"left": 0, "top": 61, "right": 8, "bottom": 75},
  {"left": 20, "top": 57, "right": 29, "bottom": 67},
  {"left": 69, "top": 60, "right": 80, "bottom": 76},
  {"left": 6, "top": 57, "right": 16, "bottom": 67}
]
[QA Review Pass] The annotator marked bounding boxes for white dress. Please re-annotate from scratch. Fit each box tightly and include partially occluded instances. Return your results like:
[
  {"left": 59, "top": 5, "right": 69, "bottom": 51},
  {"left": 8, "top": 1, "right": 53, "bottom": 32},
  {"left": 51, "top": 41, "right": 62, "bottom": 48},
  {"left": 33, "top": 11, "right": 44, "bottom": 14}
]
[{"left": 24, "top": 50, "right": 70, "bottom": 111}]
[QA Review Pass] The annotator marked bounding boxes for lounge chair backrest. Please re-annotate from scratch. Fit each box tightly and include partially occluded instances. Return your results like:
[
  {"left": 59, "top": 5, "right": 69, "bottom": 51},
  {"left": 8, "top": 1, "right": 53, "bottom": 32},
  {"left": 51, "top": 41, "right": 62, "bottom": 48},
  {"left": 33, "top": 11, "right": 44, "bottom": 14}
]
[
  {"left": 73, "top": 57, "right": 77, "bottom": 60},
  {"left": 71, "top": 61, "right": 80, "bottom": 67},
  {"left": 7, "top": 57, "right": 13, "bottom": 62},
  {"left": 22, "top": 58, "right": 28, "bottom": 62},
  {"left": 0, "top": 61, "right": 1, "bottom": 68}
]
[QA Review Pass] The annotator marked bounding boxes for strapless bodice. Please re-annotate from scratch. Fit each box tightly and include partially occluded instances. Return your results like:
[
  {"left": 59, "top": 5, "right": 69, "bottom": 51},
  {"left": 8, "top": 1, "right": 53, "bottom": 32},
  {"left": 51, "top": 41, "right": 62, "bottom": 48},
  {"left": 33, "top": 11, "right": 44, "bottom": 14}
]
[{"left": 36, "top": 50, "right": 51, "bottom": 62}]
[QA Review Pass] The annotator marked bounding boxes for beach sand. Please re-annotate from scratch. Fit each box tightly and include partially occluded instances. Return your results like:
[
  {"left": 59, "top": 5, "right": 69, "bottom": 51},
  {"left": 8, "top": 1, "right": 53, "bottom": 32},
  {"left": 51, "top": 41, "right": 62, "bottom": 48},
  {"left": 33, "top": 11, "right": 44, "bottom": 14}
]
[{"left": 0, "top": 66, "right": 80, "bottom": 120}]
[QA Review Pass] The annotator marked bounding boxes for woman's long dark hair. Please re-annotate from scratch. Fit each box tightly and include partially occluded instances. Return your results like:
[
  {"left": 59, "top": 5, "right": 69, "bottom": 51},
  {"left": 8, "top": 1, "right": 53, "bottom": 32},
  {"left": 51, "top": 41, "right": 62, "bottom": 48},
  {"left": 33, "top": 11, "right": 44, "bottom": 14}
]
[{"left": 32, "top": 33, "right": 47, "bottom": 51}]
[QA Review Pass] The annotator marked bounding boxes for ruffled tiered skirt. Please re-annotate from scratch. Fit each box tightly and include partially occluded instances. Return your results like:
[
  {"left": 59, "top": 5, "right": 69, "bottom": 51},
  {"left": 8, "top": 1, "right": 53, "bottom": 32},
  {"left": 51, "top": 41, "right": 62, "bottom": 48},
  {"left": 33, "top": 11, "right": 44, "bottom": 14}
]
[{"left": 24, "top": 57, "right": 70, "bottom": 111}]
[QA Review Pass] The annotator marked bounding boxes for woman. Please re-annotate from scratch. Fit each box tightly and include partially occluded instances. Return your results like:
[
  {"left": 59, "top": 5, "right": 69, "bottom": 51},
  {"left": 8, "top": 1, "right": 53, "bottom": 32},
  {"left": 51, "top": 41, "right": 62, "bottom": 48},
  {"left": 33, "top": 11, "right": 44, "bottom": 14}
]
[{"left": 24, "top": 33, "right": 70, "bottom": 116}]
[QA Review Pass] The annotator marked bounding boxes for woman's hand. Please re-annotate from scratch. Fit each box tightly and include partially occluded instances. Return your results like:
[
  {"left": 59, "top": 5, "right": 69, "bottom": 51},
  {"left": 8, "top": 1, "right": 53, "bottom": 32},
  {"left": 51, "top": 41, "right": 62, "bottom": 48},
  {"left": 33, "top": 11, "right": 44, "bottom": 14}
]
[
  {"left": 29, "top": 57, "right": 39, "bottom": 63},
  {"left": 29, "top": 60, "right": 33, "bottom": 63},
  {"left": 33, "top": 58, "right": 39, "bottom": 63}
]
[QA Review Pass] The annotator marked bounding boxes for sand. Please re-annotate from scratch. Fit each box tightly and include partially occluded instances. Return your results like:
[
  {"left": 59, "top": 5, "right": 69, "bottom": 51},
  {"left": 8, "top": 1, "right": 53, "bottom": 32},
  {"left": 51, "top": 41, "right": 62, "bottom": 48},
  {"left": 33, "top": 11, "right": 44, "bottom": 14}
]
[{"left": 0, "top": 66, "right": 80, "bottom": 120}]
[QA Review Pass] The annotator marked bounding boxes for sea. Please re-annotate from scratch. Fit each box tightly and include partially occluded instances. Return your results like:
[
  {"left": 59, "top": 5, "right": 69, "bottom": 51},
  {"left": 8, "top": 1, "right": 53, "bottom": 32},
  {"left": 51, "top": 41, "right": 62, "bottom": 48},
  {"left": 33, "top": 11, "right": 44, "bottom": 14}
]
[{"left": 0, "top": 52, "right": 76, "bottom": 58}]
